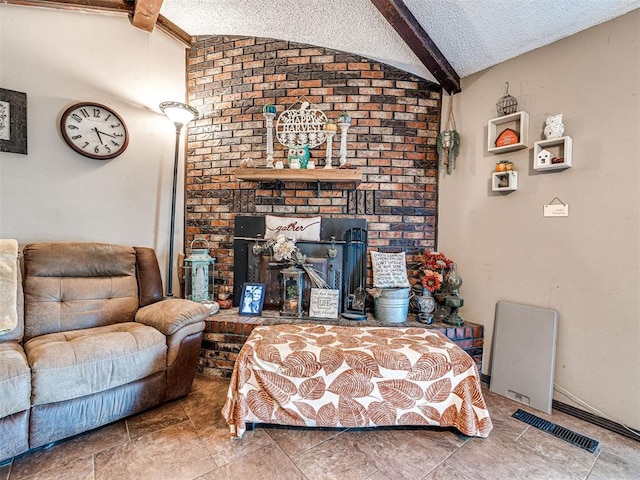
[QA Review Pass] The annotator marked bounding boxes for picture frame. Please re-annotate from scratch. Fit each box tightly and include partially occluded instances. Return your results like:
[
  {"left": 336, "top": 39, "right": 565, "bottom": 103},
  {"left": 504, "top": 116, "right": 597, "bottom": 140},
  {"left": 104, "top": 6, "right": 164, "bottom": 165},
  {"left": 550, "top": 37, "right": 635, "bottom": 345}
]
[
  {"left": 239, "top": 282, "right": 266, "bottom": 316},
  {"left": 0, "top": 88, "right": 27, "bottom": 155},
  {"left": 308, "top": 288, "right": 340, "bottom": 319}
]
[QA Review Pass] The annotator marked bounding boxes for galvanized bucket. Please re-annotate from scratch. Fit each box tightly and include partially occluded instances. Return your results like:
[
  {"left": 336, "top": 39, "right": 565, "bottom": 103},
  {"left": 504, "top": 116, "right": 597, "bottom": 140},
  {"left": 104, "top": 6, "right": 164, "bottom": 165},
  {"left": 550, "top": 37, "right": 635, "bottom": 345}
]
[{"left": 373, "top": 287, "right": 410, "bottom": 323}]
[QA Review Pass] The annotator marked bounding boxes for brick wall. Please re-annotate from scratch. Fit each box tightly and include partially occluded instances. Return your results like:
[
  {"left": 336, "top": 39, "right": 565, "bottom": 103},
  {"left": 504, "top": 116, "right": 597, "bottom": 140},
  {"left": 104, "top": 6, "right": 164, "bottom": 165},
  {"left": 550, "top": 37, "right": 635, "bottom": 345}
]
[{"left": 186, "top": 35, "right": 442, "bottom": 292}]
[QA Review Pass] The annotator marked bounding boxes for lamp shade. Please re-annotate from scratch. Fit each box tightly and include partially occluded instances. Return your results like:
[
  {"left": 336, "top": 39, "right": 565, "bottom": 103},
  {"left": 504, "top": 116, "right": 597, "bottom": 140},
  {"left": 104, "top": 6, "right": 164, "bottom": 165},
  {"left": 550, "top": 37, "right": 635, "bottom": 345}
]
[{"left": 159, "top": 101, "right": 199, "bottom": 126}]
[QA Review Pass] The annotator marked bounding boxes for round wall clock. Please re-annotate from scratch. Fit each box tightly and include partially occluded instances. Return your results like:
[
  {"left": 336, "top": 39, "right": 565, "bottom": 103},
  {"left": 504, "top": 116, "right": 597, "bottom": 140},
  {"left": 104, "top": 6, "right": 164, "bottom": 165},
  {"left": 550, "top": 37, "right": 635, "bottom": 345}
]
[{"left": 60, "top": 102, "right": 129, "bottom": 160}]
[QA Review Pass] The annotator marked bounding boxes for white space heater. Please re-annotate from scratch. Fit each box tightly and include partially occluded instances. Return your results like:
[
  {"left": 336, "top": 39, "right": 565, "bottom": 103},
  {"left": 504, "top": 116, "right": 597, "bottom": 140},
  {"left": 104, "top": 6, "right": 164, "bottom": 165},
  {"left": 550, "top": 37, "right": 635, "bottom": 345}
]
[{"left": 490, "top": 301, "right": 558, "bottom": 414}]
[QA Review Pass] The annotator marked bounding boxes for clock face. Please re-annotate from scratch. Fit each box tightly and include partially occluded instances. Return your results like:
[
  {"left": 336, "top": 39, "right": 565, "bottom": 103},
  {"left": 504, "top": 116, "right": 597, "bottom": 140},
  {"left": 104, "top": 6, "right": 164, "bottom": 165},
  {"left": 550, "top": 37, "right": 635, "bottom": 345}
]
[{"left": 60, "top": 102, "right": 129, "bottom": 160}]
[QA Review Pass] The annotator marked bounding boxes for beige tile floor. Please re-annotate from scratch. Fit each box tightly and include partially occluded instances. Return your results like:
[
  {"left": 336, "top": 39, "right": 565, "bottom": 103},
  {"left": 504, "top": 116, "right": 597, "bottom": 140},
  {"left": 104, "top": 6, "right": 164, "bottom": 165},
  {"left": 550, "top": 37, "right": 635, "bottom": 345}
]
[{"left": 1, "top": 375, "right": 639, "bottom": 480}]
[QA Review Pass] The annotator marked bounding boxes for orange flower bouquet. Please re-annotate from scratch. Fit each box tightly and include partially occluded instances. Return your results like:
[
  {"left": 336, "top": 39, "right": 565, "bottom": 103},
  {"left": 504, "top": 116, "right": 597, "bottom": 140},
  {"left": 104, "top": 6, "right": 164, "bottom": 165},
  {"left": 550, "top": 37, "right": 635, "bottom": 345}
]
[
  {"left": 418, "top": 250, "right": 453, "bottom": 294},
  {"left": 421, "top": 250, "right": 453, "bottom": 272}
]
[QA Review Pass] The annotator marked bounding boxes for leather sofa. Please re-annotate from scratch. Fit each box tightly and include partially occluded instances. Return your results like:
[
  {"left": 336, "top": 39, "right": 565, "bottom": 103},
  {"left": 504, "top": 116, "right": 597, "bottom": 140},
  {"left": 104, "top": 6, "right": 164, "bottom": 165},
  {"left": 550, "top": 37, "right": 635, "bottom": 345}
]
[{"left": 0, "top": 242, "right": 210, "bottom": 463}]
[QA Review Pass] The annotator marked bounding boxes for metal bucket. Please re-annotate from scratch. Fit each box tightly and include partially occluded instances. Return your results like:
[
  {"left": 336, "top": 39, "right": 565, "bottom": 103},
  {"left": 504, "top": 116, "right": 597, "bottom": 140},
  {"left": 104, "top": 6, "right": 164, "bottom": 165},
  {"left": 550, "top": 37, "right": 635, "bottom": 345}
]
[{"left": 373, "top": 287, "right": 410, "bottom": 323}]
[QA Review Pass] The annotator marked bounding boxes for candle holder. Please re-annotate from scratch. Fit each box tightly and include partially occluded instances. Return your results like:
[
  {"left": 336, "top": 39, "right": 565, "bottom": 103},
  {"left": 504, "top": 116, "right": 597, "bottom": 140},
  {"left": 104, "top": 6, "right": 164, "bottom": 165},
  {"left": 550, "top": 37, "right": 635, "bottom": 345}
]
[
  {"left": 338, "top": 122, "right": 350, "bottom": 166},
  {"left": 281, "top": 266, "right": 304, "bottom": 317},
  {"left": 183, "top": 239, "right": 215, "bottom": 303},
  {"left": 263, "top": 110, "right": 276, "bottom": 168},
  {"left": 324, "top": 129, "right": 336, "bottom": 169}
]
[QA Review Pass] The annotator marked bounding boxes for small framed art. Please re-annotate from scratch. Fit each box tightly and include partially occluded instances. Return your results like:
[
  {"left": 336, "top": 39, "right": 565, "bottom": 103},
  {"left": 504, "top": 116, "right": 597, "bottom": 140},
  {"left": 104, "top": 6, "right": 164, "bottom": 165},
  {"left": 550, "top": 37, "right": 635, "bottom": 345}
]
[
  {"left": 239, "top": 283, "right": 266, "bottom": 316},
  {"left": 308, "top": 288, "right": 340, "bottom": 319},
  {"left": 0, "top": 88, "right": 27, "bottom": 155}
]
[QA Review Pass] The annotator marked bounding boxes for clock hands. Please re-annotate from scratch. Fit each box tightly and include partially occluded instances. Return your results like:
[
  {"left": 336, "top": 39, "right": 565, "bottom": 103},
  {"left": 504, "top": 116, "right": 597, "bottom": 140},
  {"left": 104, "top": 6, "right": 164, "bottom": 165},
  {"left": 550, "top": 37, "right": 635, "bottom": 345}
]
[
  {"left": 96, "top": 130, "right": 117, "bottom": 138},
  {"left": 92, "top": 127, "right": 104, "bottom": 145},
  {"left": 92, "top": 127, "right": 117, "bottom": 144}
]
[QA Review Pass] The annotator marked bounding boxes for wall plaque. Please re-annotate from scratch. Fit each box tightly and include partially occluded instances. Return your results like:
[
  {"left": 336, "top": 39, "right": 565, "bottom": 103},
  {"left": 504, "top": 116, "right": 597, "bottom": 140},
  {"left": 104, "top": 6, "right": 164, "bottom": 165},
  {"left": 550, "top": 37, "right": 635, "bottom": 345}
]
[{"left": 308, "top": 288, "right": 339, "bottom": 319}]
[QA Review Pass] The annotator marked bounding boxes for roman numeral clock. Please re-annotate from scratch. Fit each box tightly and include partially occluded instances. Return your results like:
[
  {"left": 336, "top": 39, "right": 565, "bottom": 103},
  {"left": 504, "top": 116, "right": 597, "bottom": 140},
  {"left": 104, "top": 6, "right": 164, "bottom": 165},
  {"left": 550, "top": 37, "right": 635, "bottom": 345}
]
[{"left": 59, "top": 102, "right": 129, "bottom": 159}]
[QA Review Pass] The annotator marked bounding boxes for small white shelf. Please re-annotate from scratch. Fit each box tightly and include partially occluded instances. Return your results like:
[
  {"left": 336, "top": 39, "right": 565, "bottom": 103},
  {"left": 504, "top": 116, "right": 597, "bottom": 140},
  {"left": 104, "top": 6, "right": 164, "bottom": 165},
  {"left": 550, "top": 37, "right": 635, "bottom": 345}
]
[
  {"left": 533, "top": 136, "right": 572, "bottom": 171},
  {"left": 488, "top": 111, "right": 529, "bottom": 154},
  {"left": 492, "top": 171, "right": 518, "bottom": 191}
]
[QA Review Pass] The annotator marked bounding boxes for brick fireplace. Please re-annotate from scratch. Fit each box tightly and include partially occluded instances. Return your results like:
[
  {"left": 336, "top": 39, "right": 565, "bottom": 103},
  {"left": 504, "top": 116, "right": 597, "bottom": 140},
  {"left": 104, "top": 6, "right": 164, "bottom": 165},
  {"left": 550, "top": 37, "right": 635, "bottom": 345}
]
[{"left": 185, "top": 35, "right": 442, "bottom": 295}]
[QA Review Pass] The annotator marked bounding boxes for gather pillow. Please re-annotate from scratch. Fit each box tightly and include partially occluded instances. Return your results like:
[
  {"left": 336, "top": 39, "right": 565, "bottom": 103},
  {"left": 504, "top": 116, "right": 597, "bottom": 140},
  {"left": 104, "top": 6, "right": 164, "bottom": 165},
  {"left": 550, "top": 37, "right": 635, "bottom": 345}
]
[
  {"left": 370, "top": 251, "right": 410, "bottom": 288},
  {"left": 264, "top": 215, "right": 321, "bottom": 241}
]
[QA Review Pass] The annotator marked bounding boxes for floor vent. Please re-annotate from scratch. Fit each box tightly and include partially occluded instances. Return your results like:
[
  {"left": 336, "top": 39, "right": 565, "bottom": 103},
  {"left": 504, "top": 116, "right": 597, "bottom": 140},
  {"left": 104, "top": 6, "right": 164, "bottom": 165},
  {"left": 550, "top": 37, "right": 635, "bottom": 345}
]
[{"left": 512, "top": 409, "right": 599, "bottom": 453}]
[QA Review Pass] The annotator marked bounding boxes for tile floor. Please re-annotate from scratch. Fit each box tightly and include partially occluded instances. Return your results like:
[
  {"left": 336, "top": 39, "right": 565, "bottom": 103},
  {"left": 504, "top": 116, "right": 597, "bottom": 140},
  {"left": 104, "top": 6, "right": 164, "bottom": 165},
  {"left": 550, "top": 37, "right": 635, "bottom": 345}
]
[{"left": 1, "top": 375, "right": 639, "bottom": 480}]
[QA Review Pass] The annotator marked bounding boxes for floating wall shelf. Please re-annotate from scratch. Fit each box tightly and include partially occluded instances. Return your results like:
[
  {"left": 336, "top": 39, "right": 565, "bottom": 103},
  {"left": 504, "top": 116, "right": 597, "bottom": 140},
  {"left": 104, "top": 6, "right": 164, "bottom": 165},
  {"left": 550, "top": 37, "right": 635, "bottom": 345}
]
[
  {"left": 488, "top": 111, "right": 529, "bottom": 154},
  {"left": 533, "top": 136, "right": 572, "bottom": 171},
  {"left": 492, "top": 171, "right": 518, "bottom": 192},
  {"left": 234, "top": 167, "right": 361, "bottom": 183}
]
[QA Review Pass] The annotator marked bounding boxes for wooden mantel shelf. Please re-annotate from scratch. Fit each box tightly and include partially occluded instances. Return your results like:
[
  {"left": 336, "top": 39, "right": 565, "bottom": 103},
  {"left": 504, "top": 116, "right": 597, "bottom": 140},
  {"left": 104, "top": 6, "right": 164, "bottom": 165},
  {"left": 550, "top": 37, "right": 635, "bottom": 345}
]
[{"left": 235, "top": 167, "right": 361, "bottom": 183}]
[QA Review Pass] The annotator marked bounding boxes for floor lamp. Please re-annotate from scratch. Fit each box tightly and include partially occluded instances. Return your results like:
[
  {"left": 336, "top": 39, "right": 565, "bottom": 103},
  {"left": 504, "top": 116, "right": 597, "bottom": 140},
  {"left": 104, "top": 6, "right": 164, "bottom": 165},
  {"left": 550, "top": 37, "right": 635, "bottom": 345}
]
[{"left": 159, "top": 101, "right": 199, "bottom": 297}]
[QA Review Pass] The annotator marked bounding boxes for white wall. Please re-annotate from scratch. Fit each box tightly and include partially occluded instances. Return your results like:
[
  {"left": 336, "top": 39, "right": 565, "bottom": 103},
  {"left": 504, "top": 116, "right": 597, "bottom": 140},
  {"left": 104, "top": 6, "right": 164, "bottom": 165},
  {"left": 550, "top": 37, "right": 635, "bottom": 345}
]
[
  {"left": 439, "top": 11, "right": 640, "bottom": 429},
  {"left": 0, "top": 5, "right": 188, "bottom": 294}
]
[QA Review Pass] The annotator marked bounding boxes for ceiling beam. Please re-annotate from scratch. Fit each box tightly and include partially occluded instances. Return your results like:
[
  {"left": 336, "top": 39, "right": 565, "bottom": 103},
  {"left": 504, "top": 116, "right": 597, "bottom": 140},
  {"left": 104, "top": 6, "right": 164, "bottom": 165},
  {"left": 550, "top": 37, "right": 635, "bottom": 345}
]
[
  {"left": 4, "top": 0, "right": 190, "bottom": 44},
  {"left": 156, "top": 13, "right": 192, "bottom": 46},
  {"left": 132, "top": 0, "right": 163, "bottom": 32},
  {"left": 4, "top": 0, "right": 132, "bottom": 15},
  {"left": 370, "top": 0, "right": 461, "bottom": 94}
]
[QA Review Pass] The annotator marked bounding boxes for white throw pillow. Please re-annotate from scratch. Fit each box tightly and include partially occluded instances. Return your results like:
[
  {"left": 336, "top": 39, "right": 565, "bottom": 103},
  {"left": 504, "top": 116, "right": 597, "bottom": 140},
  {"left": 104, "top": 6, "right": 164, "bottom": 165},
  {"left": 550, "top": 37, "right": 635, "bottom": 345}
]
[
  {"left": 264, "top": 215, "right": 321, "bottom": 241},
  {"left": 370, "top": 251, "right": 410, "bottom": 288}
]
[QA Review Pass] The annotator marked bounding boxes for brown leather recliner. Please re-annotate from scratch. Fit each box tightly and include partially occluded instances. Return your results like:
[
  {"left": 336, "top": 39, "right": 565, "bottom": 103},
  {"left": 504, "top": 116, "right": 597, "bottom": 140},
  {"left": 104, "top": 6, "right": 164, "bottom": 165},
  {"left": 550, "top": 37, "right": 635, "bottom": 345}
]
[{"left": 0, "top": 242, "right": 210, "bottom": 463}]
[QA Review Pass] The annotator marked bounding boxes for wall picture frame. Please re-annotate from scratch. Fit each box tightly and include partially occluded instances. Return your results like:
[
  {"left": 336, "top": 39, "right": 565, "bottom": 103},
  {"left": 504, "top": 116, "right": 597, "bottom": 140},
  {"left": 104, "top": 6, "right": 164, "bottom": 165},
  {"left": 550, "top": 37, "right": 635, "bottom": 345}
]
[
  {"left": 0, "top": 88, "right": 27, "bottom": 155},
  {"left": 239, "top": 282, "right": 266, "bottom": 316}
]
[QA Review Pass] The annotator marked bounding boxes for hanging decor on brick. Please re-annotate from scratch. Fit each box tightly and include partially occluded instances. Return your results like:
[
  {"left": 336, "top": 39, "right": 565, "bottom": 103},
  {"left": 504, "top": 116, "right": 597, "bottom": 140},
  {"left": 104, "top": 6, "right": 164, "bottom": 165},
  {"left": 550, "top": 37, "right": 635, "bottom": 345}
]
[
  {"left": 437, "top": 94, "right": 460, "bottom": 175},
  {"left": 275, "top": 98, "right": 328, "bottom": 148}
]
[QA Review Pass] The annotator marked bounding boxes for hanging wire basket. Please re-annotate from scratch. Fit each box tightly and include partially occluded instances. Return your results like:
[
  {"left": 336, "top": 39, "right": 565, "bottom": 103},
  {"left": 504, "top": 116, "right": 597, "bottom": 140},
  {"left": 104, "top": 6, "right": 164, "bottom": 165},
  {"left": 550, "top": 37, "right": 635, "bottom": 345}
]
[{"left": 496, "top": 82, "right": 518, "bottom": 116}]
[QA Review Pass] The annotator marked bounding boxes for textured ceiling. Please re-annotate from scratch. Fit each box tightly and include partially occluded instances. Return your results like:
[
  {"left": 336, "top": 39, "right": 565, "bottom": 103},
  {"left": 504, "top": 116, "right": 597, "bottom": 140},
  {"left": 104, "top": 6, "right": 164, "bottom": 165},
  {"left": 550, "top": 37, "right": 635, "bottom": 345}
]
[{"left": 160, "top": 0, "right": 640, "bottom": 84}]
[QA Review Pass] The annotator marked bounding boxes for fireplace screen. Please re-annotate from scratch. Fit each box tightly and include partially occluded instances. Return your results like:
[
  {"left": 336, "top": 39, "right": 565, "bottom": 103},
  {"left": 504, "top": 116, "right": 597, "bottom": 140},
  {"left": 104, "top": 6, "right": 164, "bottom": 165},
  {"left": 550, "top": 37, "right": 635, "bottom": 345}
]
[{"left": 233, "top": 216, "right": 367, "bottom": 317}]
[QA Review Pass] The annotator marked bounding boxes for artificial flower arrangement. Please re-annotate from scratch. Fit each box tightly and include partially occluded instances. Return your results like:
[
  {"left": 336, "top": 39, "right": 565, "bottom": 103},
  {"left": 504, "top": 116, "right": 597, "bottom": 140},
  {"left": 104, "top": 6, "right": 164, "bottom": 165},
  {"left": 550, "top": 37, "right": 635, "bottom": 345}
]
[
  {"left": 272, "top": 234, "right": 305, "bottom": 264},
  {"left": 267, "top": 234, "right": 328, "bottom": 288},
  {"left": 419, "top": 250, "right": 453, "bottom": 292}
]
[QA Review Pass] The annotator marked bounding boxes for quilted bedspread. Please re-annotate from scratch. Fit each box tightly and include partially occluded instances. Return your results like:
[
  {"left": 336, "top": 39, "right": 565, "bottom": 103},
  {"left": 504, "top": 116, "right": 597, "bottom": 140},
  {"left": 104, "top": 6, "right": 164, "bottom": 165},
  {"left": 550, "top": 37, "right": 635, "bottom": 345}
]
[{"left": 222, "top": 323, "right": 492, "bottom": 438}]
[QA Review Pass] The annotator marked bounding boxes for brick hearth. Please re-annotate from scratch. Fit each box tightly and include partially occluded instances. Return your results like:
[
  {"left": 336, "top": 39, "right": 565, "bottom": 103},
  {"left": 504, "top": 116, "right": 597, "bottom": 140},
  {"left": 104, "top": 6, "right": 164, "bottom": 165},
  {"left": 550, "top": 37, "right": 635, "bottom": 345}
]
[{"left": 198, "top": 309, "right": 484, "bottom": 379}]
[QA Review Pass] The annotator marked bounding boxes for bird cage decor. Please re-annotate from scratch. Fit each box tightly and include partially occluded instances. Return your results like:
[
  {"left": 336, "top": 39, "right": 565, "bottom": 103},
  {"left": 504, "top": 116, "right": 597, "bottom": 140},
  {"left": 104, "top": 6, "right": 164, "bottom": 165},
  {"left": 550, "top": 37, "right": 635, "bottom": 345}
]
[
  {"left": 184, "top": 239, "right": 215, "bottom": 302},
  {"left": 496, "top": 82, "right": 518, "bottom": 116}
]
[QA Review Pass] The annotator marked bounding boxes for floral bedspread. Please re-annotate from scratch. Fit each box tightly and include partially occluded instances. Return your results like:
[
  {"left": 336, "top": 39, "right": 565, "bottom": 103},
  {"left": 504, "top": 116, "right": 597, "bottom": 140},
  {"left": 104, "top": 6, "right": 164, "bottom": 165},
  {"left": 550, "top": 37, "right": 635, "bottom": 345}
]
[{"left": 222, "top": 323, "right": 492, "bottom": 438}]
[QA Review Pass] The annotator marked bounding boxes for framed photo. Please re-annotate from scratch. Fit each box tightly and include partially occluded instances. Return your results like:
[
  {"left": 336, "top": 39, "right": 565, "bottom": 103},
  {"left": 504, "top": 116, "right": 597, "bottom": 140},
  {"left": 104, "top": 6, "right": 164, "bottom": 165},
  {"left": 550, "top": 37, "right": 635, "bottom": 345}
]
[
  {"left": 239, "top": 283, "right": 266, "bottom": 316},
  {"left": 0, "top": 88, "right": 27, "bottom": 155},
  {"left": 308, "top": 288, "right": 340, "bottom": 319}
]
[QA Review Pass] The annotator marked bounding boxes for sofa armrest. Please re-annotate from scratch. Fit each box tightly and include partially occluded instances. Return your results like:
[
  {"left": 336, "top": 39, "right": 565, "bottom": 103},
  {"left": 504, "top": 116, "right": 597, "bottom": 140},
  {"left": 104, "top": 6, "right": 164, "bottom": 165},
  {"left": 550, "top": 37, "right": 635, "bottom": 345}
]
[{"left": 135, "top": 298, "right": 209, "bottom": 336}]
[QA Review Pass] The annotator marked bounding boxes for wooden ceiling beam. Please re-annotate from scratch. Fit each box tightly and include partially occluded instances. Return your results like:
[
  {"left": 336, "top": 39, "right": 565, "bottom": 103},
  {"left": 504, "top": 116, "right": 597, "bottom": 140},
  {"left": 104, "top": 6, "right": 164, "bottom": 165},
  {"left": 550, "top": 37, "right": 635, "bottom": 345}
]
[
  {"left": 132, "top": 0, "right": 163, "bottom": 32},
  {"left": 4, "top": 0, "right": 132, "bottom": 15},
  {"left": 4, "top": 0, "right": 191, "bottom": 45},
  {"left": 156, "top": 14, "right": 193, "bottom": 46},
  {"left": 370, "top": 0, "right": 461, "bottom": 94}
]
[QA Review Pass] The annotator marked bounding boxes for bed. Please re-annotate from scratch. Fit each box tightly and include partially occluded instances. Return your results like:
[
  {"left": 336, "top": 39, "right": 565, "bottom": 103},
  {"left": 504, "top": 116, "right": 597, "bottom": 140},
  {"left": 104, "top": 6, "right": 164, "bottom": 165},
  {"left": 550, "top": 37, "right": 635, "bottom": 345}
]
[{"left": 222, "top": 323, "right": 493, "bottom": 438}]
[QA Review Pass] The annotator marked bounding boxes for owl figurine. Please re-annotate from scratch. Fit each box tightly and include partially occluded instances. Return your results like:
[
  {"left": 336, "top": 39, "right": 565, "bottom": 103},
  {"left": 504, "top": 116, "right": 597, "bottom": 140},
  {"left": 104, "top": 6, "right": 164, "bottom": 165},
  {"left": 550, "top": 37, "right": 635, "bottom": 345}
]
[
  {"left": 543, "top": 114, "right": 565, "bottom": 139},
  {"left": 287, "top": 145, "right": 310, "bottom": 169}
]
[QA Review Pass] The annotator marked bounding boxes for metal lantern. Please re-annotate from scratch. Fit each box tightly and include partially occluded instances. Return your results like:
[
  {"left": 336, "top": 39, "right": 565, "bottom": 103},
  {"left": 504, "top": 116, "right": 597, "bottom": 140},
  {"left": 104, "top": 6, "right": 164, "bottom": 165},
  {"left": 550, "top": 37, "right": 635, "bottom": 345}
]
[
  {"left": 281, "top": 266, "right": 304, "bottom": 317},
  {"left": 496, "top": 82, "right": 518, "bottom": 116},
  {"left": 184, "top": 239, "right": 215, "bottom": 302}
]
